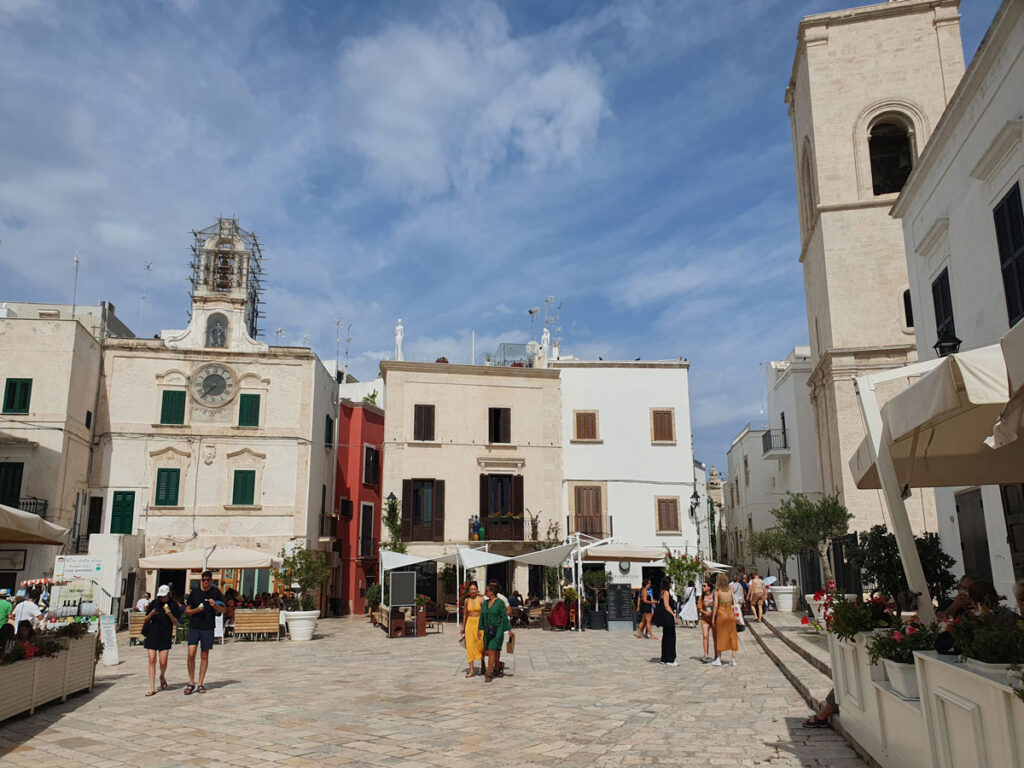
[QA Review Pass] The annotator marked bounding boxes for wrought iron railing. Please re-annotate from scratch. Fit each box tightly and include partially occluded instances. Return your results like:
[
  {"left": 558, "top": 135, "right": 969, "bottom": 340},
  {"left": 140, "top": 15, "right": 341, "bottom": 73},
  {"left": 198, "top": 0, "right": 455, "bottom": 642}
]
[
  {"left": 761, "top": 429, "right": 789, "bottom": 454},
  {"left": 467, "top": 517, "right": 525, "bottom": 541},
  {"left": 319, "top": 513, "right": 336, "bottom": 539},
  {"left": 19, "top": 497, "right": 48, "bottom": 519}
]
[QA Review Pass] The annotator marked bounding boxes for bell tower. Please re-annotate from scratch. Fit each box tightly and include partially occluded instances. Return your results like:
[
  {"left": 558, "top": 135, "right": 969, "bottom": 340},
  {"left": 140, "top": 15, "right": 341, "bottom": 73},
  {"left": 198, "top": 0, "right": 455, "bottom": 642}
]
[
  {"left": 784, "top": 0, "right": 964, "bottom": 532},
  {"left": 161, "top": 218, "right": 268, "bottom": 352}
]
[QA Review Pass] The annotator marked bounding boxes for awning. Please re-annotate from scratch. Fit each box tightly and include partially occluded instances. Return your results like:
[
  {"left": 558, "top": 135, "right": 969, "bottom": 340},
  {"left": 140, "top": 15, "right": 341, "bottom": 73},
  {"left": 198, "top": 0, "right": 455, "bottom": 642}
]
[
  {"left": 512, "top": 542, "right": 578, "bottom": 568},
  {"left": 139, "top": 547, "right": 274, "bottom": 570},
  {"left": 851, "top": 343, "right": 1024, "bottom": 489},
  {"left": 581, "top": 544, "right": 666, "bottom": 563},
  {"left": 380, "top": 550, "right": 433, "bottom": 572},
  {"left": 0, "top": 504, "right": 69, "bottom": 545},
  {"left": 990, "top": 320, "right": 1024, "bottom": 448},
  {"left": 458, "top": 547, "right": 512, "bottom": 570}
]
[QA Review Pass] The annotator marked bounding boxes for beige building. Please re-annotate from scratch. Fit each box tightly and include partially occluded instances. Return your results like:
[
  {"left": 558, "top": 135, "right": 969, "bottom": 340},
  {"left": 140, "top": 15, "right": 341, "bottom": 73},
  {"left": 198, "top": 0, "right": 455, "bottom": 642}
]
[
  {"left": 784, "top": 0, "right": 964, "bottom": 533},
  {"left": 87, "top": 219, "right": 338, "bottom": 610},
  {"left": 380, "top": 361, "right": 563, "bottom": 598},
  {"left": 0, "top": 301, "right": 134, "bottom": 341}
]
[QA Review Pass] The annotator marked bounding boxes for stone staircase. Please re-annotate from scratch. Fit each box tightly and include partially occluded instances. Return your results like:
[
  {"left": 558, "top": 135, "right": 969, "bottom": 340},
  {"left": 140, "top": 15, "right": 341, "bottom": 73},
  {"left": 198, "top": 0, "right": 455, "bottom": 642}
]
[{"left": 746, "top": 611, "right": 833, "bottom": 712}]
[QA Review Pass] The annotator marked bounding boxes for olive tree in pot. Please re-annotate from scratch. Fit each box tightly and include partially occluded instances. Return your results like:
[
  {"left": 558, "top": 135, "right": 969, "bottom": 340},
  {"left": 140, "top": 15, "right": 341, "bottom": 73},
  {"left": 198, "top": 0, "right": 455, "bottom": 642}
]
[
  {"left": 748, "top": 528, "right": 800, "bottom": 611},
  {"left": 276, "top": 545, "right": 330, "bottom": 641}
]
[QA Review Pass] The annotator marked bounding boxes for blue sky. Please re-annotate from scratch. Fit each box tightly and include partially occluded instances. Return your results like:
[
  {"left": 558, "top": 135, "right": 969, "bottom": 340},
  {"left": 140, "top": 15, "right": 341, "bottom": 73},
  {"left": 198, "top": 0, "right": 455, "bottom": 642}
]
[{"left": 0, "top": 0, "right": 1001, "bottom": 473}]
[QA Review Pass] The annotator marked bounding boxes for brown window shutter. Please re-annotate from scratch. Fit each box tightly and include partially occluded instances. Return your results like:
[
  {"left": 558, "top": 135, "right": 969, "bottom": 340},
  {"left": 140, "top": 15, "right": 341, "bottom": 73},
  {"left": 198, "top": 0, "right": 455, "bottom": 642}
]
[
  {"left": 667, "top": 500, "right": 678, "bottom": 531},
  {"left": 653, "top": 410, "right": 673, "bottom": 441},
  {"left": 513, "top": 475, "right": 524, "bottom": 515},
  {"left": 657, "top": 499, "right": 667, "bottom": 531},
  {"left": 500, "top": 408, "right": 511, "bottom": 443},
  {"left": 414, "top": 405, "right": 423, "bottom": 440},
  {"left": 424, "top": 405, "right": 435, "bottom": 441},
  {"left": 401, "top": 479, "right": 413, "bottom": 539},
  {"left": 433, "top": 480, "right": 445, "bottom": 542},
  {"left": 576, "top": 412, "right": 596, "bottom": 440},
  {"left": 480, "top": 474, "right": 489, "bottom": 516}
]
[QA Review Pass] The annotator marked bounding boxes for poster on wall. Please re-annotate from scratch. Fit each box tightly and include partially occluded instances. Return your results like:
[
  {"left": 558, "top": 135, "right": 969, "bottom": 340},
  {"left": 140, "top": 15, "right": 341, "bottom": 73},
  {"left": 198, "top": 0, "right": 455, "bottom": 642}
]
[{"left": 50, "top": 555, "right": 104, "bottom": 617}]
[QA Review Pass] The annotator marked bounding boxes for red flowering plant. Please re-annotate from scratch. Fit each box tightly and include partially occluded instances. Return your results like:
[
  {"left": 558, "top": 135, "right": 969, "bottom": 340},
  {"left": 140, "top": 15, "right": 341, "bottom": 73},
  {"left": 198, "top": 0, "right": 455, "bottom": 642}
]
[
  {"left": 800, "top": 582, "right": 837, "bottom": 633},
  {"left": 823, "top": 592, "right": 898, "bottom": 642},
  {"left": 866, "top": 620, "right": 939, "bottom": 665}
]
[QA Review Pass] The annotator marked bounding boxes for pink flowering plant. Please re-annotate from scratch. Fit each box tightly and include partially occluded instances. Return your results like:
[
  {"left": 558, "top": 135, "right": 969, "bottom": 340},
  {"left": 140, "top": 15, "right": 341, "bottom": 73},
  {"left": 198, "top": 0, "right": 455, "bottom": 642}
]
[
  {"left": 663, "top": 549, "right": 704, "bottom": 587},
  {"left": 866, "top": 620, "right": 939, "bottom": 665}
]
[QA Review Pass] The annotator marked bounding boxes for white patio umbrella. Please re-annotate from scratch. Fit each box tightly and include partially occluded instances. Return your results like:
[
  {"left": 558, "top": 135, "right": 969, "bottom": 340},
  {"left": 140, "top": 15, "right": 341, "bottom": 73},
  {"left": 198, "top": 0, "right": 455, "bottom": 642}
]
[
  {"left": 138, "top": 547, "right": 274, "bottom": 570},
  {"left": 989, "top": 319, "right": 1024, "bottom": 448},
  {"left": 0, "top": 503, "right": 69, "bottom": 545}
]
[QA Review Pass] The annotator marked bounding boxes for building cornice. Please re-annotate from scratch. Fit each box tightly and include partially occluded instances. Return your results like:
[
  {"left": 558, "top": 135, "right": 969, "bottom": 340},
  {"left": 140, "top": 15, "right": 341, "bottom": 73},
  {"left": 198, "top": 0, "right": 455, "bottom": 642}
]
[
  {"left": 380, "top": 361, "right": 560, "bottom": 381},
  {"left": 892, "top": 0, "right": 1020, "bottom": 219},
  {"left": 550, "top": 359, "right": 689, "bottom": 370},
  {"left": 340, "top": 398, "right": 385, "bottom": 418}
]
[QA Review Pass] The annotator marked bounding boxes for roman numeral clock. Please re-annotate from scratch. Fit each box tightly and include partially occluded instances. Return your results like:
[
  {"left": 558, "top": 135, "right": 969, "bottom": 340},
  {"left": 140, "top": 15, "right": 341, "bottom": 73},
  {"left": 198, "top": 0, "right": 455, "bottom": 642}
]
[{"left": 191, "top": 362, "right": 237, "bottom": 407}]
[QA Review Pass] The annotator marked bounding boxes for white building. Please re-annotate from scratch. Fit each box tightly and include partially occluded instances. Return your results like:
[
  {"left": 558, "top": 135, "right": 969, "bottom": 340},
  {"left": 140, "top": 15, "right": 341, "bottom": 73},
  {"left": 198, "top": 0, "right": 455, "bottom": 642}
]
[
  {"left": 551, "top": 359, "right": 697, "bottom": 589},
  {"left": 891, "top": 0, "right": 1024, "bottom": 598},
  {"left": 0, "top": 301, "right": 134, "bottom": 341}
]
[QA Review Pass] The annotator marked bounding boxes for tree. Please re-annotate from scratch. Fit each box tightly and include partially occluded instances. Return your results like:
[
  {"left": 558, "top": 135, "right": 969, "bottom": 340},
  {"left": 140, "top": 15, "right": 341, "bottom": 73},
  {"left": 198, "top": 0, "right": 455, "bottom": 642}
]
[
  {"left": 362, "top": 390, "right": 378, "bottom": 405},
  {"left": 771, "top": 493, "right": 851, "bottom": 584},
  {"left": 850, "top": 525, "right": 957, "bottom": 612},
  {"left": 748, "top": 528, "right": 799, "bottom": 583},
  {"left": 381, "top": 493, "right": 406, "bottom": 554},
  {"left": 275, "top": 545, "right": 330, "bottom": 612}
]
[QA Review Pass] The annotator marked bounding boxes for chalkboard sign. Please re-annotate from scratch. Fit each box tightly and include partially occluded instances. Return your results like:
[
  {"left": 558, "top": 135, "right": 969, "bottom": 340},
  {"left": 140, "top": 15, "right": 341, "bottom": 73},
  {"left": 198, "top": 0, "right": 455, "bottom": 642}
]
[
  {"left": 390, "top": 571, "right": 416, "bottom": 607},
  {"left": 606, "top": 583, "right": 634, "bottom": 623}
]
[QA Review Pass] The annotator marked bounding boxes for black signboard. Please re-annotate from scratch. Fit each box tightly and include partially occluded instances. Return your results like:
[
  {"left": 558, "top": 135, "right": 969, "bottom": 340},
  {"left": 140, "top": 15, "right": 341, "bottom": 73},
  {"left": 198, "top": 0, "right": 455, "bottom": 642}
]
[{"left": 606, "top": 583, "right": 634, "bottom": 623}]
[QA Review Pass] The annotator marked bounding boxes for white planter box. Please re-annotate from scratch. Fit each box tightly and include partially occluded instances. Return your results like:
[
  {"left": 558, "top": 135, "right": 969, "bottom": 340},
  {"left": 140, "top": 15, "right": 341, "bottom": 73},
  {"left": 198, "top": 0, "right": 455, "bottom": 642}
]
[
  {"left": 284, "top": 610, "right": 320, "bottom": 642},
  {"left": 0, "top": 634, "right": 98, "bottom": 723},
  {"left": 0, "top": 661, "right": 36, "bottom": 721},
  {"left": 916, "top": 651, "right": 1024, "bottom": 768},
  {"left": 806, "top": 593, "right": 859, "bottom": 627},
  {"left": 772, "top": 585, "right": 798, "bottom": 612},
  {"left": 882, "top": 659, "right": 919, "bottom": 700}
]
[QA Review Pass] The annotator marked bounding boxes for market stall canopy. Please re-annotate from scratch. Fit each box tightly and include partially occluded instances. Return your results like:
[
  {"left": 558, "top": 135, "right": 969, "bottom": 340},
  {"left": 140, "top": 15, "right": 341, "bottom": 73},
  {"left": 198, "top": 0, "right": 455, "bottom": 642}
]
[
  {"left": 139, "top": 547, "right": 274, "bottom": 570},
  {"left": 0, "top": 504, "right": 69, "bottom": 545},
  {"left": 581, "top": 544, "right": 666, "bottom": 563},
  {"left": 457, "top": 547, "right": 512, "bottom": 570},
  {"left": 513, "top": 542, "right": 578, "bottom": 568},
  {"left": 990, "top": 319, "right": 1024, "bottom": 448},
  {"left": 850, "top": 344, "right": 1024, "bottom": 489},
  {"left": 379, "top": 550, "right": 434, "bottom": 572}
]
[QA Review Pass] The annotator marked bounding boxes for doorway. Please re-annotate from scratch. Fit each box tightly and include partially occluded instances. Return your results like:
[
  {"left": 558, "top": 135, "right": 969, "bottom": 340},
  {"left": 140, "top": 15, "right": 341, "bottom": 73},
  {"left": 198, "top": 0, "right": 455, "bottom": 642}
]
[
  {"left": 955, "top": 489, "right": 993, "bottom": 583},
  {"left": 1000, "top": 484, "right": 1024, "bottom": 579},
  {"left": 158, "top": 569, "right": 186, "bottom": 601}
]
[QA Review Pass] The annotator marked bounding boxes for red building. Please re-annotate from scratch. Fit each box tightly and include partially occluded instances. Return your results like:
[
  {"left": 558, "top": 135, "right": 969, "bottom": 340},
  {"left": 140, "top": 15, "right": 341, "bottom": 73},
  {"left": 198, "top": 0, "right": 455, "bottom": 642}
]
[{"left": 336, "top": 398, "right": 384, "bottom": 615}]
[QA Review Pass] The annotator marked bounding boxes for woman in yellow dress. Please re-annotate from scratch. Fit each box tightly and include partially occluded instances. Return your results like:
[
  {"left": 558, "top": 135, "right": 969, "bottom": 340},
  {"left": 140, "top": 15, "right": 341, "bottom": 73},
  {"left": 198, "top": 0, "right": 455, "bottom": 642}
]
[
  {"left": 460, "top": 583, "right": 484, "bottom": 678},
  {"left": 712, "top": 572, "right": 739, "bottom": 666}
]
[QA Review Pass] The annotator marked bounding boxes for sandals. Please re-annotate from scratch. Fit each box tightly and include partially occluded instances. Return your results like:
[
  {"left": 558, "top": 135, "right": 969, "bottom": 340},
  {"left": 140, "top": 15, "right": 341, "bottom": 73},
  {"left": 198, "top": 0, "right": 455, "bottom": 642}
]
[
  {"left": 145, "top": 690, "right": 157, "bottom": 697},
  {"left": 184, "top": 684, "right": 196, "bottom": 695},
  {"left": 484, "top": 675, "right": 492, "bottom": 682},
  {"left": 196, "top": 685, "right": 207, "bottom": 694},
  {"left": 160, "top": 680, "right": 168, "bottom": 690}
]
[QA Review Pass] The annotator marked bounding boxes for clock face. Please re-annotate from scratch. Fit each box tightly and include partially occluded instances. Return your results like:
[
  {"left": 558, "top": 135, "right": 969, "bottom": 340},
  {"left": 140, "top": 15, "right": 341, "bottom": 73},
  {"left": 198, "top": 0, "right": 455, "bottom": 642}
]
[{"left": 191, "top": 363, "right": 237, "bottom": 407}]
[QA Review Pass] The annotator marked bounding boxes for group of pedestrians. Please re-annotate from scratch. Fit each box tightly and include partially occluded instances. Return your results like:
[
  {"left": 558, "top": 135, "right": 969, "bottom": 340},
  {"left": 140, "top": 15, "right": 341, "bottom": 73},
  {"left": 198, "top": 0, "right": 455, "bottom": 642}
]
[
  {"left": 139, "top": 570, "right": 225, "bottom": 697},
  {"left": 460, "top": 580, "right": 515, "bottom": 682}
]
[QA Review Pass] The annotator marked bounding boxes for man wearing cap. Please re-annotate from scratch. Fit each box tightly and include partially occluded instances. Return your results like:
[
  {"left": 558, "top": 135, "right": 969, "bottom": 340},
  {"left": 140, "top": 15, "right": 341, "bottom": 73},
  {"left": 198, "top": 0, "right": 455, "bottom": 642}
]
[{"left": 183, "top": 571, "right": 224, "bottom": 695}]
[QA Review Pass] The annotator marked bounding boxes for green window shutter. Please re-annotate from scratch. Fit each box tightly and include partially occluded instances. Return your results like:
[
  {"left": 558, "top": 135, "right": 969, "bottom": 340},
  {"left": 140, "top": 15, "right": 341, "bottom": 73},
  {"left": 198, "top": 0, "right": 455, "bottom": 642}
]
[
  {"left": 238, "top": 394, "right": 260, "bottom": 427},
  {"left": 110, "top": 491, "right": 135, "bottom": 534},
  {"left": 160, "top": 390, "right": 186, "bottom": 425},
  {"left": 3, "top": 379, "right": 31, "bottom": 414},
  {"left": 155, "top": 468, "right": 180, "bottom": 506},
  {"left": 232, "top": 470, "right": 256, "bottom": 505}
]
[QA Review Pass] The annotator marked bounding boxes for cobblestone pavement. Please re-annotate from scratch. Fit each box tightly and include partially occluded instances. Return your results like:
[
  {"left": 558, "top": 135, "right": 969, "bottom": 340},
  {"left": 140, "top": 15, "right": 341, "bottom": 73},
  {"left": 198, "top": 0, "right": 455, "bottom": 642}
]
[{"left": 0, "top": 617, "right": 865, "bottom": 767}]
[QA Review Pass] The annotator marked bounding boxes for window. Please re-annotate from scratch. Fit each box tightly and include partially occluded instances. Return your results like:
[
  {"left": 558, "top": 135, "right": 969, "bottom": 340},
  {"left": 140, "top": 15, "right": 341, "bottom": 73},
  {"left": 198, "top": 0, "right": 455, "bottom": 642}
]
[
  {"left": 238, "top": 393, "right": 260, "bottom": 427},
  {"left": 402, "top": 478, "right": 445, "bottom": 542},
  {"left": 574, "top": 411, "right": 598, "bottom": 441},
  {"left": 363, "top": 446, "right": 380, "bottom": 486},
  {"left": 160, "top": 390, "right": 186, "bottom": 425},
  {"left": 931, "top": 268, "right": 956, "bottom": 355},
  {"left": 2, "top": 379, "right": 31, "bottom": 414},
  {"left": 743, "top": 456, "right": 750, "bottom": 486},
  {"left": 154, "top": 468, "right": 180, "bottom": 506},
  {"left": 869, "top": 120, "right": 913, "bottom": 195},
  {"left": 339, "top": 498, "right": 353, "bottom": 519},
  {"left": 903, "top": 289, "right": 914, "bottom": 329},
  {"left": 232, "top": 470, "right": 256, "bottom": 505},
  {"left": 999, "top": 484, "right": 1024, "bottom": 579},
  {"left": 325, "top": 414, "right": 334, "bottom": 448},
  {"left": 413, "top": 404, "right": 435, "bottom": 441},
  {"left": 110, "top": 491, "right": 135, "bottom": 535},
  {"left": 205, "top": 313, "right": 228, "bottom": 348},
  {"left": 0, "top": 462, "right": 24, "bottom": 507},
  {"left": 799, "top": 143, "right": 817, "bottom": 237},
  {"left": 359, "top": 503, "right": 374, "bottom": 557},
  {"left": 574, "top": 486, "right": 603, "bottom": 536},
  {"left": 994, "top": 183, "right": 1024, "bottom": 327},
  {"left": 651, "top": 409, "right": 675, "bottom": 443},
  {"left": 85, "top": 410, "right": 92, "bottom": 429},
  {"left": 655, "top": 497, "right": 680, "bottom": 534},
  {"left": 488, "top": 407, "right": 511, "bottom": 444}
]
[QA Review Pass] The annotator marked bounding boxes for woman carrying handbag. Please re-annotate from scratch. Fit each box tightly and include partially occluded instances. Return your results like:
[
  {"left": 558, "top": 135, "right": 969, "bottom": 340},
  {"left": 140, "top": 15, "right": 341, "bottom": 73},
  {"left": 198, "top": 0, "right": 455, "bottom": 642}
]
[{"left": 655, "top": 577, "right": 679, "bottom": 666}]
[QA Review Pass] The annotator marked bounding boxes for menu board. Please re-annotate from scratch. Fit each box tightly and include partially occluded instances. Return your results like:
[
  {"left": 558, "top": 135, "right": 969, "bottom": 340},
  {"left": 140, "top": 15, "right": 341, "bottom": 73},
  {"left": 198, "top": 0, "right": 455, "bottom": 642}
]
[
  {"left": 51, "top": 555, "right": 104, "bottom": 616},
  {"left": 606, "top": 583, "right": 634, "bottom": 623}
]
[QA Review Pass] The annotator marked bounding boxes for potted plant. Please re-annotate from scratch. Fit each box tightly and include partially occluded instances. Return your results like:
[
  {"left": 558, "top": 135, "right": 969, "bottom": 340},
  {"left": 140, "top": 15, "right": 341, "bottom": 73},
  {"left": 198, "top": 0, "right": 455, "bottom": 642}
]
[
  {"left": 275, "top": 545, "right": 329, "bottom": 641},
  {"left": 866, "top": 621, "right": 939, "bottom": 699},
  {"left": 827, "top": 594, "right": 895, "bottom": 642},
  {"left": 949, "top": 606, "right": 1024, "bottom": 674},
  {"left": 748, "top": 529, "right": 800, "bottom": 611},
  {"left": 366, "top": 583, "right": 382, "bottom": 621},
  {"left": 582, "top": 570, "right": 612, "bottom": 630}
]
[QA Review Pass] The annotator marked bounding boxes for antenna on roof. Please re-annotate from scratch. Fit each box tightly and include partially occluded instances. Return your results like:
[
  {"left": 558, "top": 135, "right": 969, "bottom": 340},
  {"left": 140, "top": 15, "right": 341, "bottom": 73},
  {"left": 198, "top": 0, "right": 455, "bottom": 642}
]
[
  {"left": 528, "top": 307, "right": 540, "bottom": 340},
  {"left": 138, "top": 261, "right": 152, "bottom": 334},
  {"left": 71, "top": 251, "right": 80, "bottom": 320}
]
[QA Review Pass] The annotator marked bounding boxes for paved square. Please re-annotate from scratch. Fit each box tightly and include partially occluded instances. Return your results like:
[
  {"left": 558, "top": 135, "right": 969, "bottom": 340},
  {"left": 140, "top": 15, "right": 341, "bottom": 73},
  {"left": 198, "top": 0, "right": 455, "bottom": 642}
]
[{"left": 1, "top": 618, "right": 865, "bottom": 767}]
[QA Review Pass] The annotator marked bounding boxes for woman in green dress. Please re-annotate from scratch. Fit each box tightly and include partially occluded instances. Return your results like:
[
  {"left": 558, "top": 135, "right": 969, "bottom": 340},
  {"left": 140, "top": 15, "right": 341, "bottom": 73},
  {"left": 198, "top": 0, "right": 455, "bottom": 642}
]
[{"left": 479, "top": 582, "right": 511, "bottom": 682}]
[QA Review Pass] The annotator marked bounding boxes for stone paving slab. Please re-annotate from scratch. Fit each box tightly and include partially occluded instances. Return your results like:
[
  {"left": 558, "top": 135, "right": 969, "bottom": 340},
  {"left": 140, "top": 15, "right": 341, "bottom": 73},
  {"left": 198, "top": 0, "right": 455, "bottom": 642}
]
[{"left": 0, "top": 617, "right": 865, "bottom": 767}]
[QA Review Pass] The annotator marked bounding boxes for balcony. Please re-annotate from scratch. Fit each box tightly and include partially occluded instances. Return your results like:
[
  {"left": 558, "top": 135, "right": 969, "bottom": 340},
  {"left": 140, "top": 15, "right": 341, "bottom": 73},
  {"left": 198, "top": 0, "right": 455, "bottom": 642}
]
[
  {"left": 468, "top": 516, "right": 525, "bottom": 541},
  {"left": 318, "top": 512, "right": 337, "bottom": 540},
  {"left": 19, "top": 497, "right": 48, "bottom": 519},
  {"left": 358, "top": 537, "right": 377, "bottom": 559},
  {"left": 761, "top": 429, "right": 790, "bottom": 457},
  {"left": 571, "top": 514, "right": 612, "bottom": 539}
]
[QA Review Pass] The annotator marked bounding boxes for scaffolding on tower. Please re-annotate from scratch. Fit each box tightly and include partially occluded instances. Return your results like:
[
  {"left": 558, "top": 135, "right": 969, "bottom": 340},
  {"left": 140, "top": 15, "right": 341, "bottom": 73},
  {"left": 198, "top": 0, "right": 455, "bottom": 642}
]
[{"left": 187, "top": 217, "right": 266, "bottom": 339}]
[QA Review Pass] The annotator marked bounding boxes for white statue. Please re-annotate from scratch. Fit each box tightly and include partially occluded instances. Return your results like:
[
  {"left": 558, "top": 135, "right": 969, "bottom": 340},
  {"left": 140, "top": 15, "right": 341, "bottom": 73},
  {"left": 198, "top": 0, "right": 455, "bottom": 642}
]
[
  {"left": 395, "top": 318, "right": 404, "bottom": 362},
  {"left": 541, "top": 326, "right": 550, "bottom": 352}
]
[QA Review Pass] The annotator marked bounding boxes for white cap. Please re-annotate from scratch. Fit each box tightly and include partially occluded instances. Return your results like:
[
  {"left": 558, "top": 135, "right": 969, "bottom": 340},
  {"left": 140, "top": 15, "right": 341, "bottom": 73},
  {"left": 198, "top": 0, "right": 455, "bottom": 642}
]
[{"left": 156, "top": 585, "right": 171, "bottom": 597}]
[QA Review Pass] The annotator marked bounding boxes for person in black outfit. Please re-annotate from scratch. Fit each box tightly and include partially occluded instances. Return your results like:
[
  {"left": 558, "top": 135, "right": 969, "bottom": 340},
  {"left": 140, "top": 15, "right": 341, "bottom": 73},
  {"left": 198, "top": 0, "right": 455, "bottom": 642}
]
[
  {"left": 659, "top": 577, "right": 679, "bottom": 666},
  {"left": 183, "top": 571, "right": 224, "bottom": 695},
  {"left": 143, "top": 584, "right": 179, "bottom": 696}
]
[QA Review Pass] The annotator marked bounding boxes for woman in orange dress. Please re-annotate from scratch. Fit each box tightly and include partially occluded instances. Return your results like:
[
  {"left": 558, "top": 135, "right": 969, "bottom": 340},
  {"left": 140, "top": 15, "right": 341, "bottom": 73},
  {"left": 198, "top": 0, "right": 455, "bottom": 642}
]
[
  {"left": 711, "top": 572, "right": 739, "bottom": 666},
  {"left": 460, "top": 583, "right": 485, "bottom": 678}
]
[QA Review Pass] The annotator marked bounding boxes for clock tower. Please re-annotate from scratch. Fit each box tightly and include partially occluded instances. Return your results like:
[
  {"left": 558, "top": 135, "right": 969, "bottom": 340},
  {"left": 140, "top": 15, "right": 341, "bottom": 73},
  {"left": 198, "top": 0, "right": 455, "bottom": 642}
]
[{"left": 161, "top": 217, "right": 268, "bottom": 353}]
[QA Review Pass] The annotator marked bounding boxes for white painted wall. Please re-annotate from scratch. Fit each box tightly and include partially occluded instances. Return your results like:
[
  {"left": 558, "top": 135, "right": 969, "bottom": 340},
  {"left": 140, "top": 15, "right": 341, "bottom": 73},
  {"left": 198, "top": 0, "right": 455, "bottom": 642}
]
[{"left": 894, "top": 1, "right": 1024, "bottom": 601}]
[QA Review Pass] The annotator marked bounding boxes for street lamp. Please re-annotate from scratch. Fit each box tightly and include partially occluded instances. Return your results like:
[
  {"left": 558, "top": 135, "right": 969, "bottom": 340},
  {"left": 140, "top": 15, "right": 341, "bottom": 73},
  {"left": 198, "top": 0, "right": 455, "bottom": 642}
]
[
  {"left": 689, "top": 489, "right": 700, "bottom": 518},
  {"left": 386, "top": 492, "right": 397, "bottom": 506},
  {"left": 932, "top": 329, "right": 961, "bottom": 357}
]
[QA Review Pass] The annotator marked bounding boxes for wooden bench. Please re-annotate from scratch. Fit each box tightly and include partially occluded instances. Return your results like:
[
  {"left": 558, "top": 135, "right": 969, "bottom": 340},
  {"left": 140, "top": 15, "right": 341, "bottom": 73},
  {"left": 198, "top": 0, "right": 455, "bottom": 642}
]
[
  {"left": 128, "top": 612, "right": 147, "bottom": 645},
  {"left": 232, "top": 609, "right": 281, "bottom": 641}
]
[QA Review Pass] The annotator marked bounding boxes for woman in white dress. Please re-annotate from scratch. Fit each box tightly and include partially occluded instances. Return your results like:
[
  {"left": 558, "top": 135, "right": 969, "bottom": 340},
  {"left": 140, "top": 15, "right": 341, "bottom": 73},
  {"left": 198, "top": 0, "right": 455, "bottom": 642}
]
[{"left": 678, "top": 580, "right": 699, "bottom": 628}]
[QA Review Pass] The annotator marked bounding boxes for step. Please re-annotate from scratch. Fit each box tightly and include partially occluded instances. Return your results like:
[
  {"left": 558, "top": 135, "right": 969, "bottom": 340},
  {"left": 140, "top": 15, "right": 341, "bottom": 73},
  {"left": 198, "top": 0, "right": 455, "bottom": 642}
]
[
  {"left": 746, "top": 619, "right": 833, "bottom": 714},
  {"left": 761, "top": 614, "right": 832, "bottom": 677}
]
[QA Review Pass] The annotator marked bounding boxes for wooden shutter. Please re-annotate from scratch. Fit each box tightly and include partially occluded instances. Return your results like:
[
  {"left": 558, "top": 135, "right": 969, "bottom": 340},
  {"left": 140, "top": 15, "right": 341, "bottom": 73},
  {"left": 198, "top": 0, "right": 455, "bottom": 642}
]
[
  {"left": 325, "top": 415, "right": 334, "bottom": 447},
  {"left": 480, "top": 474, "right": 489, "bottom": 516},
  {"left": 955, "top": 489, "right": 993, "bottom": 583},
  {"left": 931, "top": 269, "right": 956, "bottom": 341},
  {"left": 513, "top": 475, "right": 524, "bottom": 515},
  {"left": 414, "top": 405, "right": 423, "bottom": 440},
  {"left": 160, "top": 391, "right": 185, "bottom": 425},
  {"left": 232, "top": 470, "right": 256, "bottom": 505},
  {"left": 432, "top": 480, "right": 445, "bottom": 542},
  {"left": 414, "top": 404, "right": 435, "bottom": 441},
  {"left": 657, "top": 499, "right": 679, "bottom": 532},
  {"left": 500, "top": 408, "right": 511, "bottom": 443},
  {"left": 3, "top": 379, "right": 31, "bottom": 413},
  {"left": 401, "top": 479, "right": 413, "bottom": 540},
  {"left": 994, "top": 184, "right": 1024, "bottom": 326},
  {"left": 155, "top": 468, "right": 179, "bottom": 506},
  {"left": 1000, "top": 484, "right": 1024, "bottom": 579},
  {"left": 653, "top": 410, "right": 673, "bottom": 442},
  {"left": 110, "top": 491, "right": 135, "bottom": 534},
  {"left": 0, "top": 462, "right": 24, "bottom": 507},
  {"left": 575, "top": 412, "right": 596, "bottom": 440},
  {"left": 488, "top": 408, "right": 498, "bottom": 443},
  {"left": 238, "top": 394, "right": 260, "bottom": 427}
]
